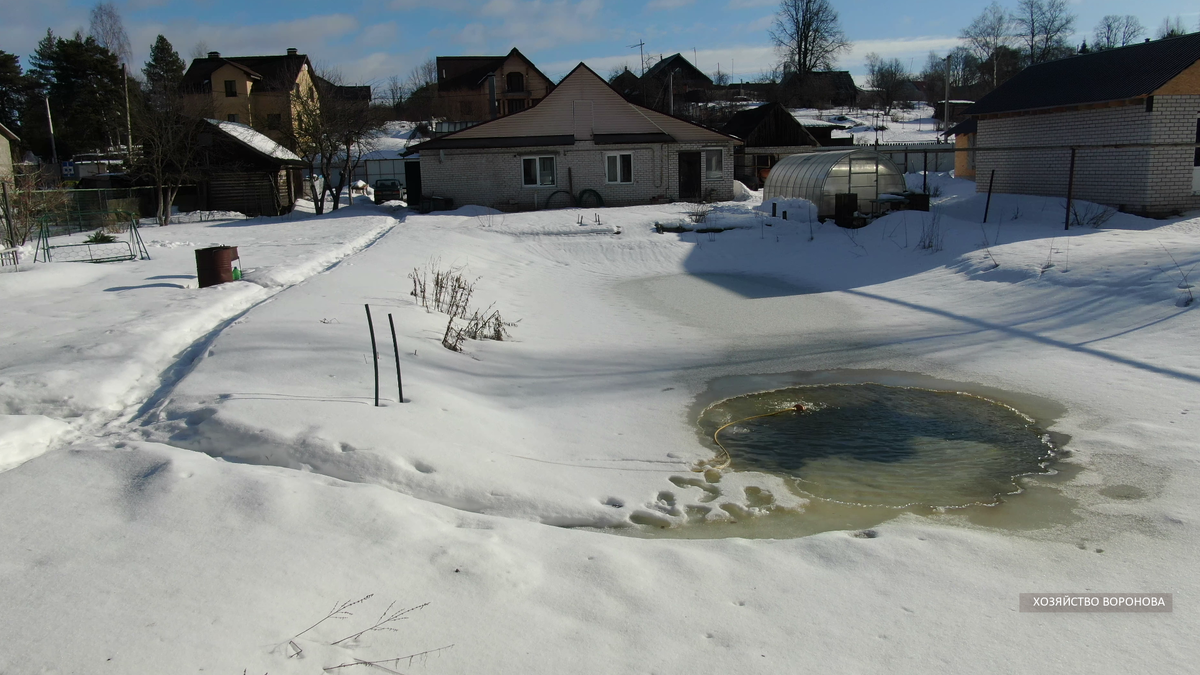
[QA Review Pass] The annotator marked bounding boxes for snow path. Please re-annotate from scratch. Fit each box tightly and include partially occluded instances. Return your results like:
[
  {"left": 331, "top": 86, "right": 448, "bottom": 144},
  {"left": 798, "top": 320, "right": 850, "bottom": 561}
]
[{"left": 0, "top": 205, "right": 396, "bottom": 471}]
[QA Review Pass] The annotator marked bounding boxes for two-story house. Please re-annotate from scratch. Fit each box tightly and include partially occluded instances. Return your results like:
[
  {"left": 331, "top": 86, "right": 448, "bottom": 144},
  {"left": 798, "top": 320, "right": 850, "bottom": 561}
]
[
  {"left": 180, "top": 48, "right": 319, "bottom": 147},
  {"left": 434, "top": 48, "right": 554, "bottom": 123}
]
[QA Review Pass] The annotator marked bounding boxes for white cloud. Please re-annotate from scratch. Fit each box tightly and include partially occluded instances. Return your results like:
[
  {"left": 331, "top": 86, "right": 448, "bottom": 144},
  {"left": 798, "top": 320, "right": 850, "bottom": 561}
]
[
  {"left": 726, "top": 0, "right": 775, "bottom": 8},
  {"left": 646, "top": 0, "right": 694, "bottom": 10},
  {"left": 360, "top": 22, "right": 399, "bottom": 48}
]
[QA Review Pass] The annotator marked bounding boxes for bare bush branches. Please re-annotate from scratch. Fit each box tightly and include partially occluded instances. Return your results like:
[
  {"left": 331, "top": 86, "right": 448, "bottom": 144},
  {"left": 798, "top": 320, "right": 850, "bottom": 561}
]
[
  {"left": 1070, "top": 202, "right": 1115, "bottom": 228},
  {"left": 686, "top": 202, "right": 712, "bottom": 224},
  {"left": 409, "top": 261, "right": 475, "bottom": 318},
  {"left": 332, "top": 601, "right": 430, "bottom": 645},
  {"left": 411, "top": 260, "right": 518, "bottom": 352},
  {"left": 292, "top": 594, "right": 374, "bottom": 642},
  {"left": 917, "top": 210, "right": 944, "bottom": 252},
  {"left": 323, "top": 645, "right": 454, "bottom": 673},
  {"left": 1159, "top": 241, "right": 1195, "bottom": 307}
]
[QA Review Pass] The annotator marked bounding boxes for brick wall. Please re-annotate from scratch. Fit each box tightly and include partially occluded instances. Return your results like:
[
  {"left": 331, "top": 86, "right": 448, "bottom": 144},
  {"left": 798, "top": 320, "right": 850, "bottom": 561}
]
[
  {"left": 976, "top": 95, "right": 1200, "bottom": 216},
  {"left": 420, "top": 140, "right": 735, "bottom": 210}
]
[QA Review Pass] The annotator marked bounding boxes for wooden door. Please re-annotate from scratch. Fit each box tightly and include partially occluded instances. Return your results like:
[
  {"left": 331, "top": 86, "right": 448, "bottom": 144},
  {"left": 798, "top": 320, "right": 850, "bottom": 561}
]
[{"left": 679, "top": 152, "right": 701, "bottom": 200}]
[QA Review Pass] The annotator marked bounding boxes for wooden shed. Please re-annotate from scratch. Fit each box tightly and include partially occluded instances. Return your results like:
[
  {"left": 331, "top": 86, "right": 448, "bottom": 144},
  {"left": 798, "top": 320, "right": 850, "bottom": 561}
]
[
  {"left": 194, "top": 120, "right": 306, "bottom": 217},
  {"left": 720, "top": 103, "right": 819, "bottom": 189}
]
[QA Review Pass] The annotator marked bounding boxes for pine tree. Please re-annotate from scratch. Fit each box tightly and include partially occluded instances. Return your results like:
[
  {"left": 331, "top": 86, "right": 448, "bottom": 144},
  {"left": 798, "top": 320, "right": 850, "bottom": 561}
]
[
  {"left": 0, "top": 51, "right": 26, "bottom": 132},
  {"left": 19, "top": 30, "right": 124, "bottom": 160},
  {"left": 142, "top": 35, "right": 186, "bottom": 111}
]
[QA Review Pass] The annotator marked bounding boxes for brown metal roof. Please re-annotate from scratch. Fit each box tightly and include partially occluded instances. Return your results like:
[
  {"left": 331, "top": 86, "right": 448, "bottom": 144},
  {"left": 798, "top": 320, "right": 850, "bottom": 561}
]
[
  {"left": 966, "top": 33, "right": 1200, "bottom": 116},
  {"left": 181, "top": 53, "right": 310, "bottom": 92}
]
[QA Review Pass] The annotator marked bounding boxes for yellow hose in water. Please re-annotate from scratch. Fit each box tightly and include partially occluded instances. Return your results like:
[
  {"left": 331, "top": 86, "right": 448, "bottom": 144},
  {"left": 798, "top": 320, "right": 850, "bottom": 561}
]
[{"left": 704, "top": 406, "right": 805, "bottom": 472}]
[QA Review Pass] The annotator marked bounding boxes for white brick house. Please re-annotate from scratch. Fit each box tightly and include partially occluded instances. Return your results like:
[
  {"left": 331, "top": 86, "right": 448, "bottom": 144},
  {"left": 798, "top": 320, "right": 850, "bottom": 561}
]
[
  {"left": 965, "top": 34, "right": 1200, "bottom": 217},
  {"left": 407, "top": 64, "right": 740, "bottom": 211}
]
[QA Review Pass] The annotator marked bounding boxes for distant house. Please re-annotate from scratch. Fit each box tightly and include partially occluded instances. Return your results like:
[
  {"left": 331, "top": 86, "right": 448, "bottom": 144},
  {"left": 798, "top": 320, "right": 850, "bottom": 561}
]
[
  {"left": 640, "top": 53, "right": 714, "bottom": 114},
  {"left": 407, "top": 63, "right": 741, "bottom": 210},
  {"left": 965, "top": 33, "right": 1200, "bottom": 216},
  {"left": 792, "top": 117, "right": 854, "bottom": 146},
  {"left": 192, "top": 119, "right": 306, "bottom": 216},
  {"left": 0, "top": 122, "right": 17, "bottom": 185},
  {"left": 435, "top": 48, "right": 555, "bottom": 122},
  {"left": 180, "top": 48, "right": 320, "bottom": 147},
  {"left": 932, "top": 100, "right": 975, "bottom": 128},
  {"left": 780, "top": 71, "right": 859, "bottom": 108},
  {"left": 609, "top": 68, "right": 642, "bottom": 104},
  {"left": 720, "top": 103, "right": 818, "bottom": 189}
]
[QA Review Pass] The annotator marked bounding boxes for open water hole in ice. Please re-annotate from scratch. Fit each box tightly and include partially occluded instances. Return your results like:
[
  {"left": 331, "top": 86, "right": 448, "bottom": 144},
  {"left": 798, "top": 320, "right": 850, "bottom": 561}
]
[
  {"left": 625, "top": 379, "right": 1079, "bottom": 539},
  {"left": 703, "top": 383, "right": 1056, "bottom": 510}
]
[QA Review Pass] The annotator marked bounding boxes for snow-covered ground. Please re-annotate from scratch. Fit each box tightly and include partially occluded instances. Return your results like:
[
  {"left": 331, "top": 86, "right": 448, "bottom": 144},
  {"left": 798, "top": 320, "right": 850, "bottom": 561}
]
[
  {"left": 2, "top": 176, "right": 1197, "bottom": 673},
  {"left": 793, "top": 104, "right": 947, "bottom": 144}
]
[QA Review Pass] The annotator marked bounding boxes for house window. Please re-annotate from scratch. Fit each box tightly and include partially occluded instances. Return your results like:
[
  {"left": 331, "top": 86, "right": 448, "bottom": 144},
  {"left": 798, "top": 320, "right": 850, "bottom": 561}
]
[
  {"left": 506, "top": 72, "right": 524, "bottom": 93},
  {"left": 522, "top": 156, "right": 556, "bottom": 187},
  {"left": 606, "top": 153, "right": 633, "bottom": 183},
  {"left": 508, "top": 99, "right": 526, "bottom": 115},
  {"left": 224, "top": 80, "right": 237, "bottom": 97},
  {"left": 704, "top": 149, "right": 723, "bottom": 179},
  {"left": 266, "top": 114, "right": 282, "bottom": 130},
  {"left": 226, "top": 113, "right": 239, "bottom": 123}
]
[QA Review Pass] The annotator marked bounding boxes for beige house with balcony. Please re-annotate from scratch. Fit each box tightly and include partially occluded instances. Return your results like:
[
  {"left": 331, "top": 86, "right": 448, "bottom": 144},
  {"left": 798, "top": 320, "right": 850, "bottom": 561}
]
[
  {"left": 434, "top": 48, "right": 554, "bottom": 122},
  {"left": 180, "top": 49, "right": 318, "bottom": 147}
]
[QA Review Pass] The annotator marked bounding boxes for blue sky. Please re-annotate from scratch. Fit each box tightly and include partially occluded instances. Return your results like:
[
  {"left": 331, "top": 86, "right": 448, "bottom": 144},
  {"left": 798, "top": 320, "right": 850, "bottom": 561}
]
[{"left": 1, "top": 0, "right": 1197, "bottom": 87}]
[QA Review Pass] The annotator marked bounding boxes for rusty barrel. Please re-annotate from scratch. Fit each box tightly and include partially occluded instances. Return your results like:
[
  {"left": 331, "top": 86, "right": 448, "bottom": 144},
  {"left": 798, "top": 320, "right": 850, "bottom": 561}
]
[{"left": 195, "top": 245, "right": 239, "bottom": 288}]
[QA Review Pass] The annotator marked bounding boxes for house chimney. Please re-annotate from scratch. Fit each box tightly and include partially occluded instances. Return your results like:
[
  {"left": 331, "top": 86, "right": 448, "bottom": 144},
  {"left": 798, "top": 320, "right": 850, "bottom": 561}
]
[
  {"left": 207, "top": 51, "right": 220, "bottom": 59},
  {"left": 287, "top": 48, "right": 298, "bottom": 56}
]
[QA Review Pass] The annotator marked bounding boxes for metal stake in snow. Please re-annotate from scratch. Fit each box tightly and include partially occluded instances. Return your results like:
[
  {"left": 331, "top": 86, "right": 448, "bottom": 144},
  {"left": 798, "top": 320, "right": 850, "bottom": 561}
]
[
  {"left": 1064, "top": 148, "right": 1077, "bottom": 231},
  {"left": 365, "top": 304, "right": 379, "bottom": 407},
  {"left": 388, "top": 313, "right": 404, "bottom": 403}
]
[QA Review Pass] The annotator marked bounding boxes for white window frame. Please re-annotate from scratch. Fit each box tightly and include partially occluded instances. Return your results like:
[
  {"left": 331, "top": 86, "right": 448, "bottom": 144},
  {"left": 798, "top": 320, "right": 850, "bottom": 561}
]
[
  {"left": 522, "top": 155, "right": 556, "bottom": 187},
  {"left": 703, "top": 148, "right": 724, "bottom": 180},
  {"left": 605, "top": 152, "right": 633, "bottom": 184}
]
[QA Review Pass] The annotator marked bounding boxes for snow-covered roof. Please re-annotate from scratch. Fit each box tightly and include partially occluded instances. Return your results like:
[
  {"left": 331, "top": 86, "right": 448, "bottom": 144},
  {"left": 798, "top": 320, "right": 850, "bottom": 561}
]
[{"left": 206, "top": 119, "right": 303, "bottom": 164}]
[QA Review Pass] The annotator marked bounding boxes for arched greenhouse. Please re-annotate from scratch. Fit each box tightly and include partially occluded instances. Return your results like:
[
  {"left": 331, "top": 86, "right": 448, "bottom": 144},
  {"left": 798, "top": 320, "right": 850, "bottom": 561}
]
[{"left": 763, "top": 149, "right": 907, "bottom": 220}]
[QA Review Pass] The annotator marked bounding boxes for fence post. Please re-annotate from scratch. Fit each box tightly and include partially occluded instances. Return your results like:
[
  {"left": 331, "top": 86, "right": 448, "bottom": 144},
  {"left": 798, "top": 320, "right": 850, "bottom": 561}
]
[
  {"left": 1, "top": 182, "right": 13, "bottom": 248},
  {"left": 365, "top": 304, "right": 380, "bottom": 407},
  {"left": 388, "top": 313, "right": 403, "bottom": 403},
  {"left": 923, "top": 151, "right": 928, "bottom": 194},
  {"left": 1063, "top": 148, "right": 1077, "bottom": 231},
  {"left": 983, "top": 169, "right": 996, "bottom": 223}
]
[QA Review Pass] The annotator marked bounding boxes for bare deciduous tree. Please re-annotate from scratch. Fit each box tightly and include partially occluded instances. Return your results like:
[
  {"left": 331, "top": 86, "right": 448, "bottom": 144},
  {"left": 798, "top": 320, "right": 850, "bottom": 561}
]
[
  {"left": 1157, "top": 16, "right": 1189, "bottom": 39},
  {"left": 284, "top": 69, "right": 386, "bottom": 214},
  {"left": 1093, "top": 15, "right": 1145, "bottom": 50},
  {"left": 768, "top": 0, "right": 850, "bottom": 80},
  {"left": 865, "top": 53, "right": 910, "bottom": 116},
  {"left": 405, "top": 58, "right": 437, "bottom": 93},
  {"left": 1014, "top": 0, "right": 1076, "bottom": 64},
  {"left": 960, "top": 2, "right": 1016, "bottom": 87},
  {"left": 88, "top": 1, "right": 131, "bottom": 66},
  {"left": 190, "top": 41, "right": 211, "bottom": 60}
]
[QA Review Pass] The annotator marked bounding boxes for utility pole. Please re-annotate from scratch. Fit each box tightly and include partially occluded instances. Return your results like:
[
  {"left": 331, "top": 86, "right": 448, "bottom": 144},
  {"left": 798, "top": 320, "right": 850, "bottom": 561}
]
[
  {"left": 44, "top": 96, "right": 58, "bottom": 166},
  {"left": 668, "top": 70, "right": 673, "bottom": 115},
  {"left": 944, "top": 54, "right": 952, "bottom": 139},
  {"left": 124, "top": 64, "right": 134, "bottom": 167}
]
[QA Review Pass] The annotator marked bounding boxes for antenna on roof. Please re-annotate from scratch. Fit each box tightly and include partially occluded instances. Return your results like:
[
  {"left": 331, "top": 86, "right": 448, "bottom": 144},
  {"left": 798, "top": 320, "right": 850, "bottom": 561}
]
[{"left": 628, "top": 40, "right": 646, "bottom": 77}]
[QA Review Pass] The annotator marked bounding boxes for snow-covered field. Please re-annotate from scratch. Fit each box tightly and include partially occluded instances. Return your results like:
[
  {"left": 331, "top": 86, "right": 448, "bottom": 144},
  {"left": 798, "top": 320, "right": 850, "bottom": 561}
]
[
  {"left": 794, "top": 104, "right": 947, "bottom": 144},
  {"left": 1, "top": 176, "right": 1197, "bottom": 673}
]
